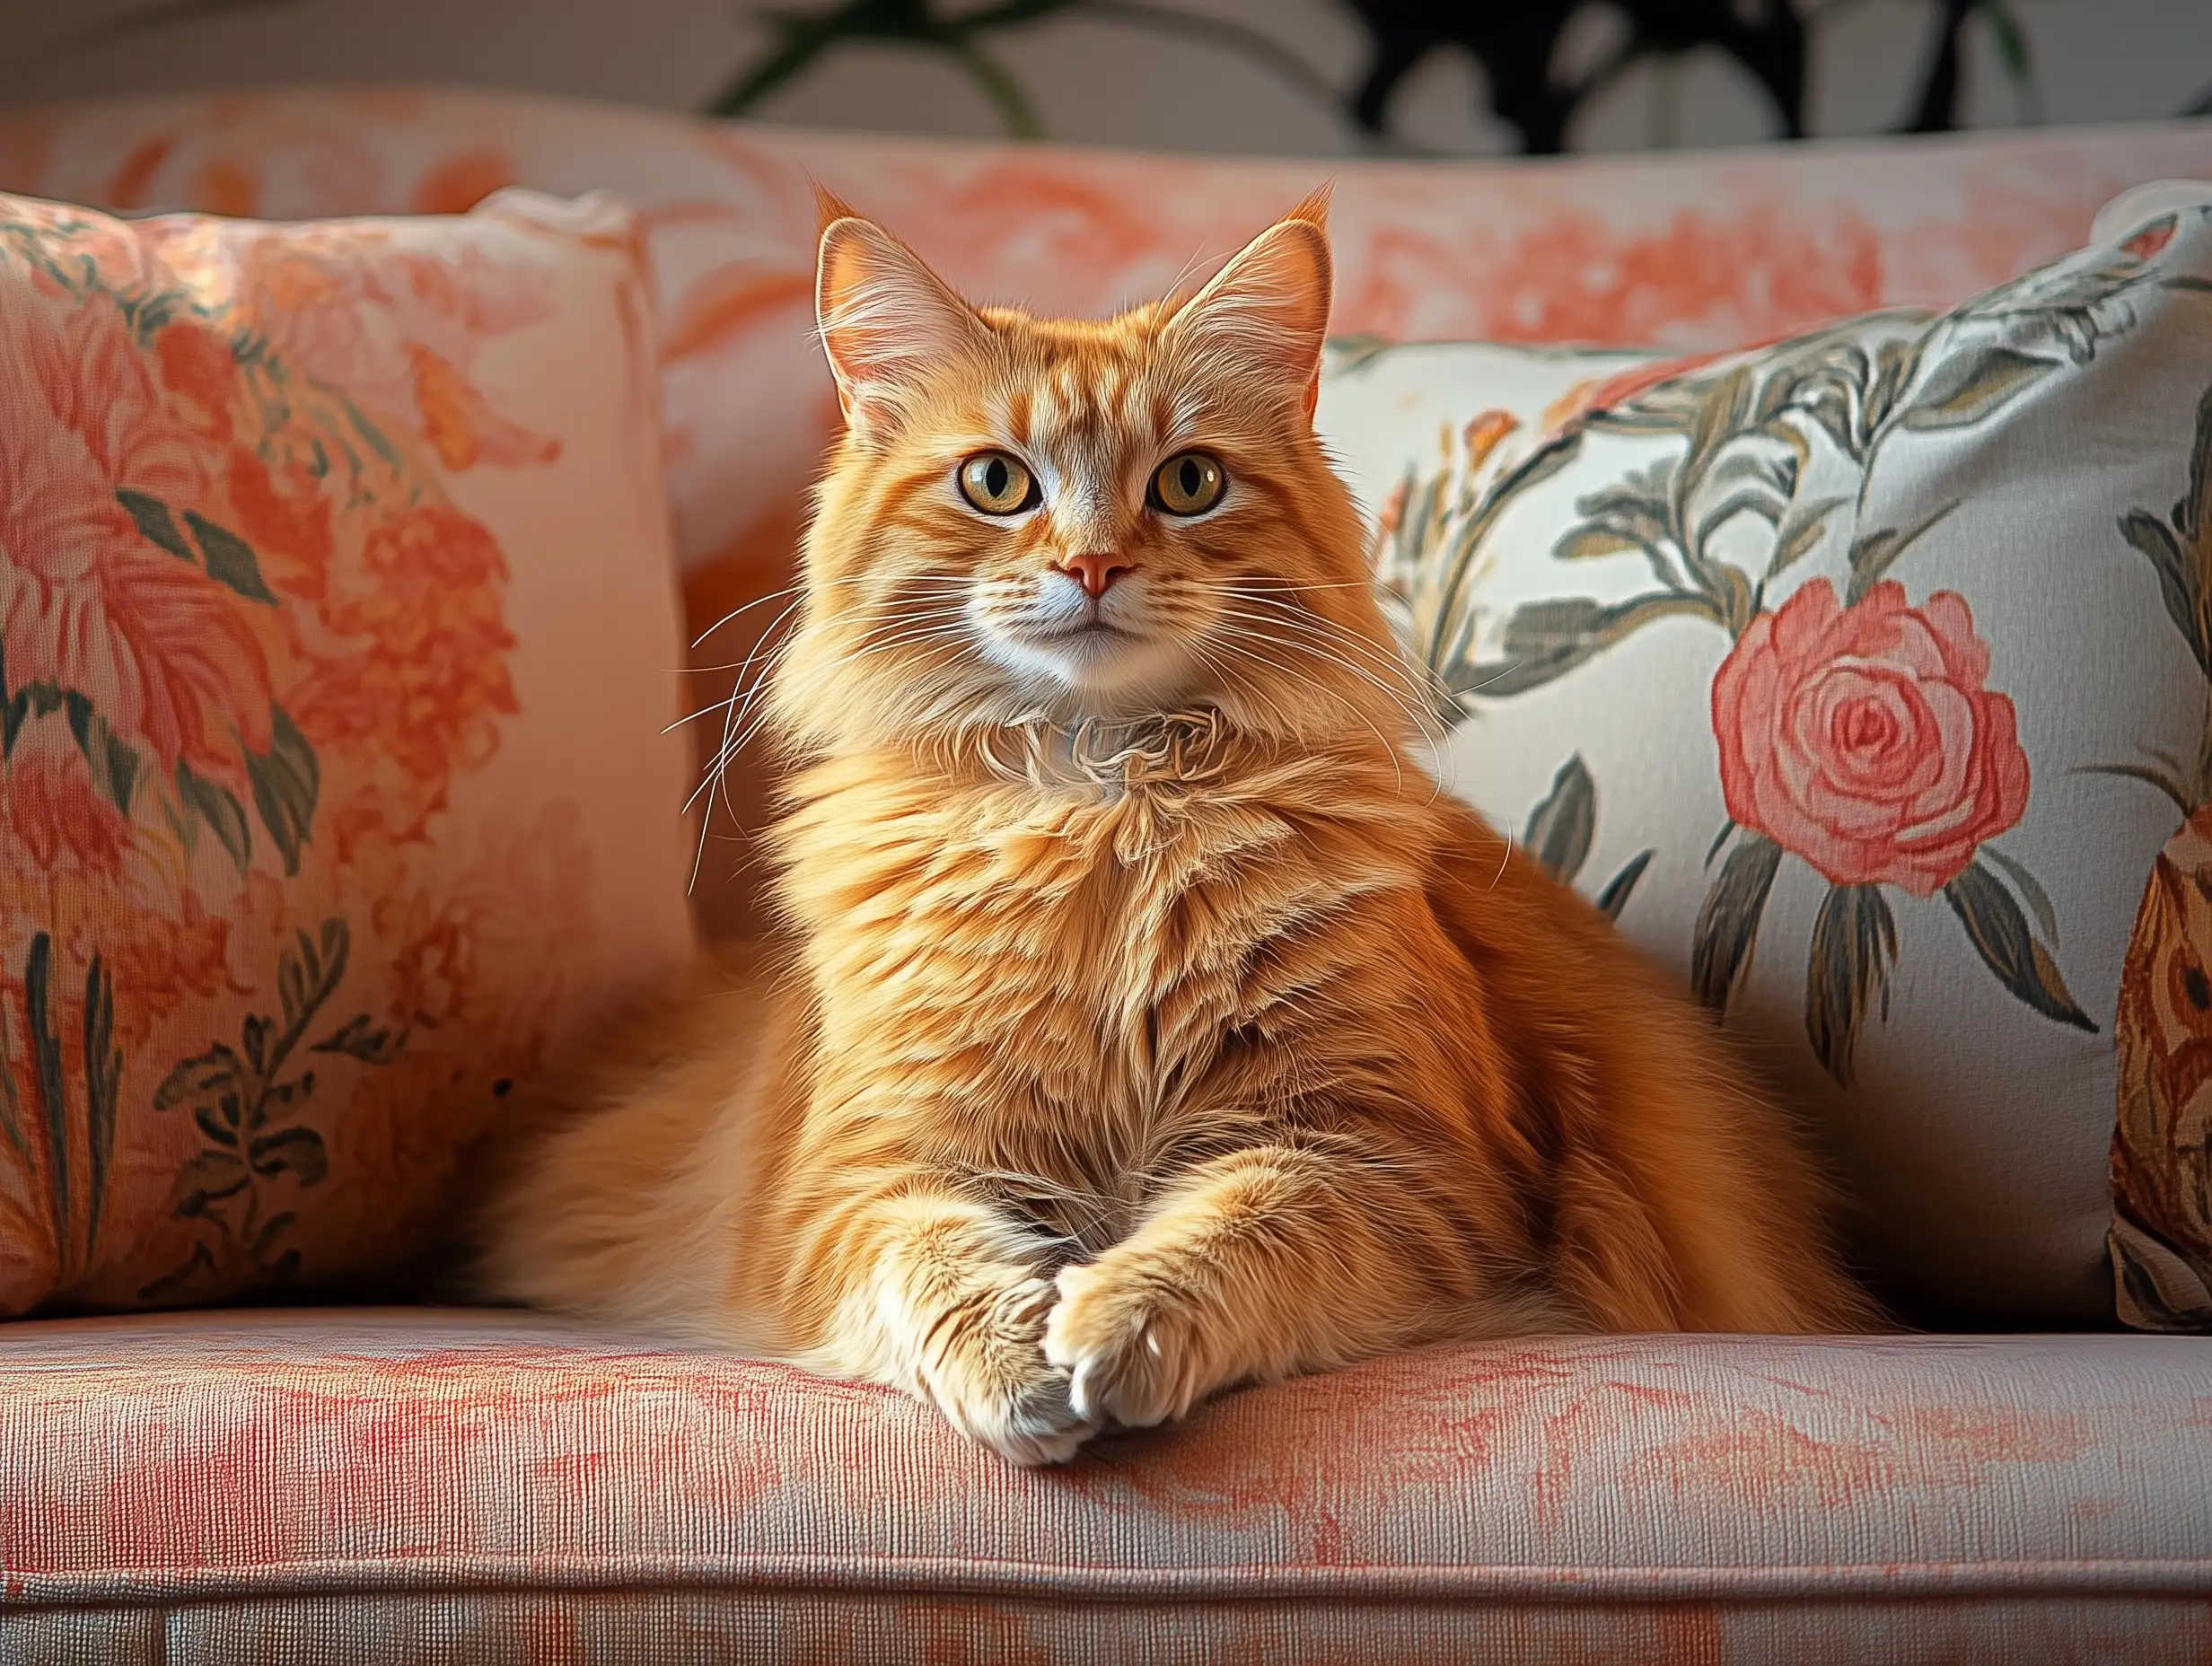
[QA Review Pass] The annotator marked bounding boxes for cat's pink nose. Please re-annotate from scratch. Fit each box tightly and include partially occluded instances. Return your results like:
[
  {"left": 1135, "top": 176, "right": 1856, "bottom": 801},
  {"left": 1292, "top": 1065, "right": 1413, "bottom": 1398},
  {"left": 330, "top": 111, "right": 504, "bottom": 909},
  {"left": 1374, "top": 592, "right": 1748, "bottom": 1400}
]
[{"left": 1057, "top": 552, "right": 1133, "bottom": 598}]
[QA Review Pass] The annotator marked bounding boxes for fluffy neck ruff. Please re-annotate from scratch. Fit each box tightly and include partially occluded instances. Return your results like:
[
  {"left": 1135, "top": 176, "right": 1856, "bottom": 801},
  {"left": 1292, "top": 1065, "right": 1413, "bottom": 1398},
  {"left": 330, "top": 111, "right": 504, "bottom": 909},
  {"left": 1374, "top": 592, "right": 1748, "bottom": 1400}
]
[{"left": 960, "top": 709, "right": 1241, "bottom": 798}]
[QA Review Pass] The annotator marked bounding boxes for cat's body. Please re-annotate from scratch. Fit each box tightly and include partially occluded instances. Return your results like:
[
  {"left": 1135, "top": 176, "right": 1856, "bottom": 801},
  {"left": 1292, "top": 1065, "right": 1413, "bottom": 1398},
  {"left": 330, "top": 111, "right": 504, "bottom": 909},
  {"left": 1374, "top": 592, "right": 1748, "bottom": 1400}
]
[{"left": 474, "top": 190, "right": 1874, "bottom": 1464}]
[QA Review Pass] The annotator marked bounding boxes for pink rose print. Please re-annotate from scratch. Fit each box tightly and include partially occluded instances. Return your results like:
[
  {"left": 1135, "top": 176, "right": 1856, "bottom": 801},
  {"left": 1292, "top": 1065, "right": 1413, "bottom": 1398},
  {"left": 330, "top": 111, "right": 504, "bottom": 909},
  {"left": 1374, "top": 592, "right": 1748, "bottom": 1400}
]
[{"left": 1711, "top": 578, "right": 2028, "bottom": 898}]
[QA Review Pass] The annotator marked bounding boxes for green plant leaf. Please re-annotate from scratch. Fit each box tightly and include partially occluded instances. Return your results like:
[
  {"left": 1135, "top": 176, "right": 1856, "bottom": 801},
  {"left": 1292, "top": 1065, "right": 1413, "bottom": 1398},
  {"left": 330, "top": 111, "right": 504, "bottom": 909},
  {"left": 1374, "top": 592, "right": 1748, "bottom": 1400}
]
[
  {"left": 1697, "top": 484, "right": 1788, "bottom": 542},
  {"left": 1768, "top": 495, "right": 1849, "bottom": 582},
  {"left": 241, "top": 1013, "right": 272, "bottom": 1079},
  {"left": 1944, "top": 857, "right": 2097, "bottom": 1031},
  {"left": 1459, "top": 592, "right": 1718, "bottom": 699},
  {"left": 1804, "top": 883, "right": 1897, "bottom": 1086},
  {"left": 1979, "top": 843, "right": 2061, "bottom": 945},
  {"left": 62, "top": 691, "right": 139, "bottom": 816},
  {"left": 248, "top": 1126, "right": 328, "bottom": 1185},
  {"left": 0, "top": 1003, "right": 27, "bottom": 1163},
  {"left": 2118, "top": 508, "right": 2211, "bottom": 677},
  {"left": 1864, "top": 336, "right": 1929, "bottom": 436},
  {"left": 23, "top": 934, "right": 69, "bottom": 1274},
  {"left": 1846, "top": 499, "right": 1962, "bottom": 604},
  {"left": 250, "top": 1209, "right": 298, "bottom": 1262},
  {"left": 154, "top": 1044, "right": 241, "bottom": 1113},
  {"left": 116, "top": 488, "right": 196, "bottom": 562},
  {"left": 1899, "top": 345, "right": 2058, "bottom": 430},
  {"left": 1690, "top": 833, "right": 1783, "bottom": 1013},
  {"left": 1523, "top": 754, "right": 1596, "bottom": 884},
  {"left": 183, "top": 511, "right": 276, "bottom": 603},
  {"left": 176, "top": 760, "right": 250, "bottom": 874},
  {"left": 946, "top": 39, "right": 1041, "bottom": 138},
  {"left": 310, "top": 1012, "right": 404, "bottom": 1066},
  {"left": 1705, "top": 818, "right": 1737, "bottom": 869},
  {"left": 1553, "top": 525, "right": 1646, "bottom": 561},
  {"left": 277, "top": 940, "right": 310, "bottom": 1036},
  {"left": 2178, "top": 382, "right": 2212, "bottom": 549},
  {"left": 2076, "top": 758, "right": 2194, "bottom": 819},
  {"left": 136, "top": 1241, "right": 215, "bottom": 1304},
  {"left": 1799, "top": 381, "right": 1860, "bottom": 462},
  {"left": 1977, "top": 0, "right": 2033, "bottom": 82},
  {"left": 1594, "top": 849, "right": 1655, "bottom": 921},
  {"left": 246, "top": 705, "right": 319, "bottom": 878},
  {"left": 4, "top": 673, "right": 65, "bottom": 761},
  {"left": 1707, "top": 447, "right": 1796, "bottom": 500},
  {"left": 1419, "top": 432, "right": 1586, "bottom": 680},
  {"left": 81, "top": 954, "right": 118, "bottom": 1258},
  {"left": 171, "top": 1147, "right": 249, "bottom": 1217},
  {"left": 1686, "top": 365, "right": 1756, "bottom": 481},
  {"left": 0, "top": 643, "right": 22, "bottom": 758}
]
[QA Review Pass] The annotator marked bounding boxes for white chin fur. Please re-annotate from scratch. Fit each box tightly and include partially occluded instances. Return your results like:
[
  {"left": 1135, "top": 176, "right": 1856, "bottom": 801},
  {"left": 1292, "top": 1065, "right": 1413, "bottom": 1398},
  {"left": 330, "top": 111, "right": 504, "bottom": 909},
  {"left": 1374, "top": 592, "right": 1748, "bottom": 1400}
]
[
  {"left": 978, "top": 626, "right": 1190, "bottom": 702},
  {"left": 970, "top": 579, "right": 1192, "bottom": 705}
]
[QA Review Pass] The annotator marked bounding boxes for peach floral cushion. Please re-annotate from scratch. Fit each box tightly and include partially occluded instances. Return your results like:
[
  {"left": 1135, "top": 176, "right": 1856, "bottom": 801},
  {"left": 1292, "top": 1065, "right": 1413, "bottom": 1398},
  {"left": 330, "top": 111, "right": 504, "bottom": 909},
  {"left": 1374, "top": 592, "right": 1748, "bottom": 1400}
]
[
  {"left": 0, "top": 189, "right": 694, "bottom": 1315},
  {"left": 1319, "top": 204, "right": 2212, "bottom": 1328}
]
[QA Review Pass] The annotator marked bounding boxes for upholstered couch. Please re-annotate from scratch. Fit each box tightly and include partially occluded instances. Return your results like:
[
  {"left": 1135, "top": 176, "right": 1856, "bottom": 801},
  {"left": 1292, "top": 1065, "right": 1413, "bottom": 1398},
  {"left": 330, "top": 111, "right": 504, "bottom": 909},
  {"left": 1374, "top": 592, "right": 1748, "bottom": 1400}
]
[{"left": 4, "top": 91, "right": 2212, "bottom": 1662}]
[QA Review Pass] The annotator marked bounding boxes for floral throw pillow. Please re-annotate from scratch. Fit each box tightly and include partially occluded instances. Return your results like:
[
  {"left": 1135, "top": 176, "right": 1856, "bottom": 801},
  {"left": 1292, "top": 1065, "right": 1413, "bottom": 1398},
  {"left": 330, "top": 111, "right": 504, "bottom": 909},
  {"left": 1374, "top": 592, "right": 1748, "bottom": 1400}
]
[
  {"left": 1317, "top": 207, "right": 2212, "bottom": 1327},
  {"left": 0, "top": 189, "right": 695, "bottom": 1314}
]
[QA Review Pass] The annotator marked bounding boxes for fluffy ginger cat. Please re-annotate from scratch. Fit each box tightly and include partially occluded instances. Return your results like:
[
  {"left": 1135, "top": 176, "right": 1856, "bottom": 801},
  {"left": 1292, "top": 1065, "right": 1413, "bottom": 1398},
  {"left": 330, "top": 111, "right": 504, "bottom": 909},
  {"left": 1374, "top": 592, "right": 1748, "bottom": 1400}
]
[{"left": 473, "top": 189, "right": 1874, "bottom": 1465}]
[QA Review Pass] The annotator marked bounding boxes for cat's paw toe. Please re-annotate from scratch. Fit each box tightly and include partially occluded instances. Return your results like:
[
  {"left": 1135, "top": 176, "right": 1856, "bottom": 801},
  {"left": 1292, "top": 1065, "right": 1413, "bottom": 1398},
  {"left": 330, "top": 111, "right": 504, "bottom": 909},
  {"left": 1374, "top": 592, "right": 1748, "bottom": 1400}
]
[
  {"left": 1041, "top": 1262, "right": 1205, "bottom": 1432},
  {"left": 982, "top": 1372, "right": 1094, "bottom": 1467},
  {"left": 924, "top": 1276, "right": 1097, "bottom": 1466}
]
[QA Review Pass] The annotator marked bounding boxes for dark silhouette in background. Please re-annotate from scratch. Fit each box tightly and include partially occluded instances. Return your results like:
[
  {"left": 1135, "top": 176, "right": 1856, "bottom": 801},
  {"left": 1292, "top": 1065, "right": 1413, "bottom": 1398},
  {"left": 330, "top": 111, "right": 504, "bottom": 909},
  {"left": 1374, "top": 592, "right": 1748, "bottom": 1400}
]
[
  {"left": 1344, "top": 0, "right": 1807, "bottom": 151},
  {"left": 697, "top": 0, "right": 2036, "bottom": 151},
  {"left": 46, "top": 0, "right": 2192, "bottom": 153}
]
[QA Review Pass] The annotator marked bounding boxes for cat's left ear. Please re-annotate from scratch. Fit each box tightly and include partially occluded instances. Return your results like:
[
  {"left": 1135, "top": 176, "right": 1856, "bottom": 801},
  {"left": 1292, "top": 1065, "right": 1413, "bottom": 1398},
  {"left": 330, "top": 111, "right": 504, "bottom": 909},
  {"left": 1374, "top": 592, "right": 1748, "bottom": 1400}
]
[
  {"left": 1164, "top": 186, "right": 1333, "bottom": 423},
  {"left": 816, "top": 211, "right": 989, "bottom": 434}
]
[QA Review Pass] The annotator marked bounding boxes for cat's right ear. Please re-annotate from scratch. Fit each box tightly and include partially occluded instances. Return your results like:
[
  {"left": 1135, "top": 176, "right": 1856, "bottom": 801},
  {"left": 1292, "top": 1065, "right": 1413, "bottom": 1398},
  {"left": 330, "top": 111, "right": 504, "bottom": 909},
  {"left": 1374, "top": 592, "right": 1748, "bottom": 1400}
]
[{"left": 816, "top": 215, "right": 988, "bottom": 436}]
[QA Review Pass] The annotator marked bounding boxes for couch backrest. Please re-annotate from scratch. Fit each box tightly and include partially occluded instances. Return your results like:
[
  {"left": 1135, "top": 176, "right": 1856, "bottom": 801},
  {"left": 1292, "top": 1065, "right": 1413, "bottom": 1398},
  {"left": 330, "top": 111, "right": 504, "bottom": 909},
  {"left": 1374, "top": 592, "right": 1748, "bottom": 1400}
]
[{"left": 8, "top": 89, "right": 2208, "bottom": 931}]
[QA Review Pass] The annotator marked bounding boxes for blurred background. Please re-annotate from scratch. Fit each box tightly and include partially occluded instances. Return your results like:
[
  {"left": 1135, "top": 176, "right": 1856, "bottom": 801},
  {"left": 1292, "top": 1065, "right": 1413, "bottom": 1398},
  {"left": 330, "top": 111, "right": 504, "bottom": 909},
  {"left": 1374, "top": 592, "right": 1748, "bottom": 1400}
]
[{"left": 3, "top": 0, "right": 2210, "bottom": 158}]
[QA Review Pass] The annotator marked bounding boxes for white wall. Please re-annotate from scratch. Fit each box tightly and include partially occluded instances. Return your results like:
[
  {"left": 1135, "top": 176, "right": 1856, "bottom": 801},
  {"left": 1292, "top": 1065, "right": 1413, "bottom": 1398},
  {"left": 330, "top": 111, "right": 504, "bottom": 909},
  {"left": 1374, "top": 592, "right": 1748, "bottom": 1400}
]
[{"left": 3, "top": 0, "right": 2209, "bottom": 157}]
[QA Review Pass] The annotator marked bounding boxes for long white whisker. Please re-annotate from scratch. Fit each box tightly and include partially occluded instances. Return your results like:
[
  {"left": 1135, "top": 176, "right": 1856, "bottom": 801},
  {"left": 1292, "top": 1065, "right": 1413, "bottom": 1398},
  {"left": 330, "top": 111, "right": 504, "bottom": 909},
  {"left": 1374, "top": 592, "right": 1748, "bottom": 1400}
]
[
  {"left": 1213, "top": 618, "right": 1446, "bottom": 755},
  {"left": 1208, "top": 633, "right": 1406, "bottom": 798},
  {"left": 689, "top": 583, "right": 806, "bottom": 649},
  {"left": 1223, "top": 593, "right": 1458, "bottom": 711},
  {"left": 1216, "top": 603, "right": 1441, "bottom": 703}
]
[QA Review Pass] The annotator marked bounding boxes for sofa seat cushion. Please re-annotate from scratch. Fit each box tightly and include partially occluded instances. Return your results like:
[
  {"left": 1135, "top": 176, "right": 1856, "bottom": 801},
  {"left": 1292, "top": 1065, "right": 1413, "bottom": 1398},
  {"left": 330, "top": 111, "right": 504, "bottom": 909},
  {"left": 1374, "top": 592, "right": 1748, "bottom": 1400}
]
[{"left": 2, "top": 1311, "right": 2208, "bottom": 1662}]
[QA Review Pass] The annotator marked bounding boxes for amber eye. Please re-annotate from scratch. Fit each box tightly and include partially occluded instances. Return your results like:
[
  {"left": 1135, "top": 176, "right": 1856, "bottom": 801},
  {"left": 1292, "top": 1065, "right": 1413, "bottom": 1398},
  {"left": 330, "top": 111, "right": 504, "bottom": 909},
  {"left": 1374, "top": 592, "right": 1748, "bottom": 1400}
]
[
  {"left": 958, "top": 452, "right": 1038, "bottom": 515},
  {"left": 1150, "top": 451, "right": 1226, "bottom": 515}
]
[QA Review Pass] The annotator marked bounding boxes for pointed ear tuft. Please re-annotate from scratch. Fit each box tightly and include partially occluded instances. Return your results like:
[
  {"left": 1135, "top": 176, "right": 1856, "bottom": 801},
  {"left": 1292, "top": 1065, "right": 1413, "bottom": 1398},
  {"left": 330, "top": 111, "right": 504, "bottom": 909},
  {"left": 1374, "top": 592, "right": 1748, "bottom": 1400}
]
[
  {"left": 812, "top": 180, "right": 861, "bottom": 238},
  {"left": 1283, "top": 180, "right": 1332, "bottom": 232},
  {"left": 815, "top": 215, "right": 988, "bottom": 434},
  {"left": 1163, "top": 197, "right": 1333, "bottom": 420}
]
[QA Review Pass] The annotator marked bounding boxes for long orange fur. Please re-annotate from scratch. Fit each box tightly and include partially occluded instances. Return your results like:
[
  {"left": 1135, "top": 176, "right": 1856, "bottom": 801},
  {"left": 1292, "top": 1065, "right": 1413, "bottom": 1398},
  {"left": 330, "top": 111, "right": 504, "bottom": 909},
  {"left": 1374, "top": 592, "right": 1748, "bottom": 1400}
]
[{"left": 472, "top": 189, "right": 1876, "bottom": 1464}]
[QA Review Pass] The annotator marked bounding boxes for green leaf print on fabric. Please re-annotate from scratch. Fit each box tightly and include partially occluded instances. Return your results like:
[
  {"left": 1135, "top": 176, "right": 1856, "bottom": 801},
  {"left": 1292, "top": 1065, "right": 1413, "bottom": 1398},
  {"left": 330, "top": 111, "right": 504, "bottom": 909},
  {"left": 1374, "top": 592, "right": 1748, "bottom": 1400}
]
[
  {"left": 142, "top": 919, "right": 404, "bottom": 1302},
  {"left": 1519, "top": 754, "right": 1656, "bottom": 922}
]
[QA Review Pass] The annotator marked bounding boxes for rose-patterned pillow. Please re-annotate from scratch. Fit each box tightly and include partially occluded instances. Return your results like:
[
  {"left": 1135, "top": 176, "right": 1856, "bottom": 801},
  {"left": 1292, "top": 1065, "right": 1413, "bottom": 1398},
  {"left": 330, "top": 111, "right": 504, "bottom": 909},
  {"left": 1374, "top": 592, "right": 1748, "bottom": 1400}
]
[
  {"left": 1318, "top": 206, "right": 2212, "bottom": 1328},
  {"left": 0, "top": 189, "right": 694, "bottom": 1314}
]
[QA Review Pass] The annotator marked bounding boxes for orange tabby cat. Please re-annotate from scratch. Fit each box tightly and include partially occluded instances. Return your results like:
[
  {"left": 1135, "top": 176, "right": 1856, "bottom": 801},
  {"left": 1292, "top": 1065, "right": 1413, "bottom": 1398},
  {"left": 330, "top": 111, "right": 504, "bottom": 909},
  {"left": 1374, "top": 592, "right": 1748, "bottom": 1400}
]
[{"left": 473, "top": 189, "right": 1875, "bottom": 1465}]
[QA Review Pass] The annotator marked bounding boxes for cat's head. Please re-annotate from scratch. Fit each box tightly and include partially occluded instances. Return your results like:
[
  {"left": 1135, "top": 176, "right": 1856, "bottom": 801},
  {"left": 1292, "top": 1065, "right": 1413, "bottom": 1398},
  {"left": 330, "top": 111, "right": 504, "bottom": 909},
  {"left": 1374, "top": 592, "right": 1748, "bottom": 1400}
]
[{"left": 769, "top": 189, "right": 1419, "bottom": 758}]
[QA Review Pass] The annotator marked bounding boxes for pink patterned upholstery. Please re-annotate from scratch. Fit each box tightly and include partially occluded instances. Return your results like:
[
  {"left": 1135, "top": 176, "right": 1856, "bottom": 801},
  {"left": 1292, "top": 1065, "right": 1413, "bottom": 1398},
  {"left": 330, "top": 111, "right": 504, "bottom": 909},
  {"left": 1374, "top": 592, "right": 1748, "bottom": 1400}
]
[{"left": 3, "top": 1310, "right": 2208, "bottom": 1661}]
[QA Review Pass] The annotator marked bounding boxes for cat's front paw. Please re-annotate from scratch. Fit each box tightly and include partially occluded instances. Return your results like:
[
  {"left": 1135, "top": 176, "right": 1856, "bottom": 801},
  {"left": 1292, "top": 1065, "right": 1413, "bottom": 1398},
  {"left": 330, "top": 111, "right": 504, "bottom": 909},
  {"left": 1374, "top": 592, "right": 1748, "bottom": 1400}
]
[
  {"left": 1041, "top": 1259, "right": 1216, "bottom": 1432},
  {"left": 916, "top": 1275, "right": 1096, "bottom": 1466}
]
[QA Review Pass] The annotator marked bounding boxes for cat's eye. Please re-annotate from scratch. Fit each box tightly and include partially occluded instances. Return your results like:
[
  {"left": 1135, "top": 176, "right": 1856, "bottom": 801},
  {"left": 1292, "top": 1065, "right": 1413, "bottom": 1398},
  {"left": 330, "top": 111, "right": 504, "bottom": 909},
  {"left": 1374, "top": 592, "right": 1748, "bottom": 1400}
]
[
  {"left": 1150, "top": 451, "right": 1226, "bottom": 516},
  {"left": 957, "top": 452, "right": 1039, "bottom": 515}
]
